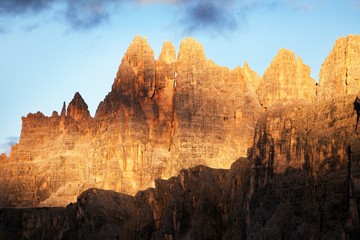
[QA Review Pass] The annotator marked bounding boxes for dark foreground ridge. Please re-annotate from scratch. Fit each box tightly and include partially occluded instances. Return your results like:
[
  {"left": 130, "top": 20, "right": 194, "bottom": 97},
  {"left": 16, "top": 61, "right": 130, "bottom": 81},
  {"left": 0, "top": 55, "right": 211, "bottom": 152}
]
[{"left": 1, "top": 156, "right": 360, "bottom": 239}]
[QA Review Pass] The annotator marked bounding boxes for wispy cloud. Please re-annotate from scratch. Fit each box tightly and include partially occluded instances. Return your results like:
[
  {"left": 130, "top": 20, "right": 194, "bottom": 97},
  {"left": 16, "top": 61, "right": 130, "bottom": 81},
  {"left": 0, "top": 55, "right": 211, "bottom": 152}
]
[{"left": 0, "top": 136, "right": 19, "bottom": 155}]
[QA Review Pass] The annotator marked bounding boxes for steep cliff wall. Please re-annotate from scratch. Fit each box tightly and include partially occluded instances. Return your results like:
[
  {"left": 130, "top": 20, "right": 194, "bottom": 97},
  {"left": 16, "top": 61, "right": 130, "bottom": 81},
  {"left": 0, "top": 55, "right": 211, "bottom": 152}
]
[
  {"left": 318, "top": 35, "right": 360, "bottom": 98},
  {"left": 248, "top": 95, "right": 360, "bottom": 239}
]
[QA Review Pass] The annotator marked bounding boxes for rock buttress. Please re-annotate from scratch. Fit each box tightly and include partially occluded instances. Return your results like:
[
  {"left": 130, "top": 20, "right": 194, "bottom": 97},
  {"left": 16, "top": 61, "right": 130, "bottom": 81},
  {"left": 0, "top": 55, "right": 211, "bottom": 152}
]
[{"left": 257, "top": 48, "right": 316, "bottom": 108}]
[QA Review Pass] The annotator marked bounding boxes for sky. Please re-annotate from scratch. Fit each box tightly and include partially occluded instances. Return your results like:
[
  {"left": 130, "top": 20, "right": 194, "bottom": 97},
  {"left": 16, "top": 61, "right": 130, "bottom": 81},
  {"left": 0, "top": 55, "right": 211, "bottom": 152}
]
[{"left": 0, "top": 0, "right": 359, "bottom": 155}]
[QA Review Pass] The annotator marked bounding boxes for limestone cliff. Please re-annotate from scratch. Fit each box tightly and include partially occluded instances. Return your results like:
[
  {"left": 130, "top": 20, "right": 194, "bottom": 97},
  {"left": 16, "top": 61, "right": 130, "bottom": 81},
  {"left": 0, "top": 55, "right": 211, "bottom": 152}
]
[{"left": 318, "top": 35, "right": 360, "bottom": 98}]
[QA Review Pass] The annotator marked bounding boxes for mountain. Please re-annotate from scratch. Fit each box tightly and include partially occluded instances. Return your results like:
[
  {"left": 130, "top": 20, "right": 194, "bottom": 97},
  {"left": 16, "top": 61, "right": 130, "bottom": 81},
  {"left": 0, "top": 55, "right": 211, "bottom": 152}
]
[
  {"left": 0, "top": 34, "right": 360, "bottom": 239},
  {"left": 0, "top": 36, "right": 262, "bottom": 207}
]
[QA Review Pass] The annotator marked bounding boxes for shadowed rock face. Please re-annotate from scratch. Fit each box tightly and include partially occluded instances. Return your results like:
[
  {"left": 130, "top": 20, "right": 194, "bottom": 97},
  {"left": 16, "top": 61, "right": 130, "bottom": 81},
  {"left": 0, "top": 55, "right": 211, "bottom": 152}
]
[
  {"left": 1, "top": 156, "right": 360, "bottom": 239},
  {"left": 1, "top": 34, "right": 360, "bottom": 239},
  {"left": 0, "top": 160, "right": 254, "bottom": 239},
  {"left": 248, "top": 94, "right": 360, "bottom": 239}
]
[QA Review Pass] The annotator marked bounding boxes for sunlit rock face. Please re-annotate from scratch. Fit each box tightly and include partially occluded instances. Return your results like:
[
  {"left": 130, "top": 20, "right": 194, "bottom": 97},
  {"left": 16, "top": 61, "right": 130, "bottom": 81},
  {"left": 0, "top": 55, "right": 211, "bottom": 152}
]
[
  {"left": 172, "top": 38, "right": 261, "bottom": 169},
  {"left": 257, "top": 48, "right": 316, "bottom": 108},
  {"left": 0, "top": 36, "right": 262, "bottom": 207},
  {"left": 0, "top": 96, "right": 96, "bottom": 207},
  {"left": 318, "top": 35, "right": 360, "bottom": 98}
]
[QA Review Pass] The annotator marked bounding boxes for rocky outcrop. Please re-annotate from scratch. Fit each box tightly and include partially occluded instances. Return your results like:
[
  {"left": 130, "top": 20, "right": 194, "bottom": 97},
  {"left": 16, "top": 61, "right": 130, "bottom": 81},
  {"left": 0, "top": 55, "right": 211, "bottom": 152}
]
[
  {"left": 66, "top": 92, "right": 91, "bottom": 121},
  {"left": 318, "top": 35, "right": 360, "bottom": 98},
  {"left": 257, "top": 49, "right": 316, "bottom": 108},
  {"left": 0, "top": 92, "right": 95, "bottom": 207}
]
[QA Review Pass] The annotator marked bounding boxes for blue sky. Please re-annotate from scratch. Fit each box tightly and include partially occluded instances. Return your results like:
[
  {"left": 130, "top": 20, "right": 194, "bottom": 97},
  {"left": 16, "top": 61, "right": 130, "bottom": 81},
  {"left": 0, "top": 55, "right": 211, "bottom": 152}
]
[{"left": 0, "top": 0, "right": 359, "bottom": 155}]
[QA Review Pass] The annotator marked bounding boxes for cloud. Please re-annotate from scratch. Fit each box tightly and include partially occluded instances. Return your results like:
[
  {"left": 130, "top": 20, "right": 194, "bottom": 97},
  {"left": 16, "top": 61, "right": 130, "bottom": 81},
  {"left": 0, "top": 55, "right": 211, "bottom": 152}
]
[
  {"left": 179, "top": 1, "right": 238, "bottom": 34},
  {"left": 0, "top": 0, "right": 54, "bottom": 15},
  {"left": 136, "top": 0, "right": 240, "bottom": 34},
  {"left": 0, "top": 136, "right": 19, "bottom": 155},
  {"left": 173, "top": 0, "right": 283, "bottom": 35},
  {"left": 0, "top": 0, "right": 123, "bottom": 31},
  {"left": 0, "top": 0, "right": 281, "bottom": 34}
]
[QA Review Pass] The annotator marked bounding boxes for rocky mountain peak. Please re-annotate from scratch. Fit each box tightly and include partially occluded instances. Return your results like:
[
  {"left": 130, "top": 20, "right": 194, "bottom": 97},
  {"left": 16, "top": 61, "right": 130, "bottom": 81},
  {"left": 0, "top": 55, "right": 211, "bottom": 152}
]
[
  {"left": 60, "top": 101, "right": 66, "bottom": 117},
  {"left": 176, "top": 37, "right": 206, "bottom": 69},
  {"left": 112, "top": 35, "right": 156, "bottom": 99},
  {"left": 257, "top": 48, "right": 316, "bottom": 108},
  {"left": 67, "top": 92, "right": 91, "bottom": 120},
  {"left": 243, "top": 62, "right": 261, "bottom": 91},
  {"left": 124, "top": 35, "right": 154, "bottom": 69},
  {"left": 158, "top": 41, "right": 176, "bottom": 64},
  {"left": 318, "top": 34, "right": 360, "bottom": 98}
]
